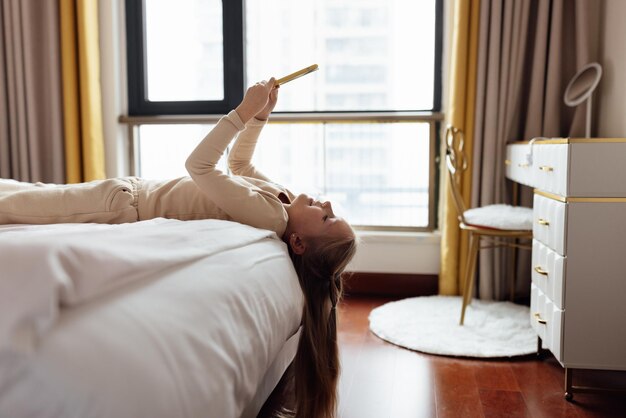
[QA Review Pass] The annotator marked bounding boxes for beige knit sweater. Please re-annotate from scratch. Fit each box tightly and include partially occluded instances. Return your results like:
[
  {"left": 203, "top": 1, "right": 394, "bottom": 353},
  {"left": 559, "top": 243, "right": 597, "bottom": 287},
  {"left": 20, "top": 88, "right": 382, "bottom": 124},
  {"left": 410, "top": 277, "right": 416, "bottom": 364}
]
[{"left": 139, "top": 110, "right": 295, "bottom": 237}]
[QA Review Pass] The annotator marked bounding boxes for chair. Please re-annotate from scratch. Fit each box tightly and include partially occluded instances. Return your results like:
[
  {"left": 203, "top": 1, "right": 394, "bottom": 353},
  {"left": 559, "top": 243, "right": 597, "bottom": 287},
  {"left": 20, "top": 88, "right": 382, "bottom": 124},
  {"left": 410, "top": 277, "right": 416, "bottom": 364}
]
[{"left": 445, "top": 126, "right": 533, "bottom": 326}]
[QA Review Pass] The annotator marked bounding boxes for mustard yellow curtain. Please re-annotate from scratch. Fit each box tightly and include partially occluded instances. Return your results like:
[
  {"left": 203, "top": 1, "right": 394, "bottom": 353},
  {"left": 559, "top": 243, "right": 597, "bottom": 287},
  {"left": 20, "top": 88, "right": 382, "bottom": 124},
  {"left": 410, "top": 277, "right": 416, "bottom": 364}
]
[
  {"left": 60, "top": 0, "right": 105, "bottom": 183},
  {"left": 439, "top": 0, "right": 481, "bottom": 295}
]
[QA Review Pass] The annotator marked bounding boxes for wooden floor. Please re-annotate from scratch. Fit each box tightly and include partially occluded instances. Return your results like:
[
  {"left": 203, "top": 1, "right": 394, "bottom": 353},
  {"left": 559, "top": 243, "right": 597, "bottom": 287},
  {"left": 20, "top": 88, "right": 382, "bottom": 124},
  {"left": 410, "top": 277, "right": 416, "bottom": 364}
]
[{"left": 261, "top": 296, "right": 626, "bottom": 418}]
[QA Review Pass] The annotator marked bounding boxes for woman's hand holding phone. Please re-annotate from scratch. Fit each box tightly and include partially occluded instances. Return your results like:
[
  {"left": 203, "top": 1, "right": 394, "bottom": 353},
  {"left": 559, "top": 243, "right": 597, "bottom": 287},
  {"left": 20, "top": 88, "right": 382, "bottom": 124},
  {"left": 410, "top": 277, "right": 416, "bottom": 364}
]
[
  {"left": 235, "top": 78, "right": 277, "bottom": 124},
  {"left": 235, "top": 65, "right": 317, "bottom": 123},
  {"left": 255, "top": 83, "right": 279, "bottom": 121}
]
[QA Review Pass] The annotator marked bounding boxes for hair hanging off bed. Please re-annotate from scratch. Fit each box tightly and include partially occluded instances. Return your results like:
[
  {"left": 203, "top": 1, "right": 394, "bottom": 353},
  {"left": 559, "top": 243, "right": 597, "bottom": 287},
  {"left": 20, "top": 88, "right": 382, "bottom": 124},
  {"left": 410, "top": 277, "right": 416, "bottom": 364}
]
[{"left": 284, "top": 232, "right": 357, "bottom": 418}]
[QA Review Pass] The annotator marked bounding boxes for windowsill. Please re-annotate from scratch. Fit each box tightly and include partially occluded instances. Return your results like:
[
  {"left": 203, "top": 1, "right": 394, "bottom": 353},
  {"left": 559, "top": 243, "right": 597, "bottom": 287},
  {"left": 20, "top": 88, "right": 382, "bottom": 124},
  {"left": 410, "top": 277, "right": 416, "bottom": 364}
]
[{"left": 118, "top": 110, "right": 444, "bottom": 125}]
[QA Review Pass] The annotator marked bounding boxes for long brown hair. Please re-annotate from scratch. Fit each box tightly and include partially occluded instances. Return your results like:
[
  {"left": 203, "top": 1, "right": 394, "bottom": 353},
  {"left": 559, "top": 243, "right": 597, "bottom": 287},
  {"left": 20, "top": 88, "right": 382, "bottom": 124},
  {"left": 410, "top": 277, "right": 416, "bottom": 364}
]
[{"left": 285, "top": 230, "right": 357, "bottom": 418}]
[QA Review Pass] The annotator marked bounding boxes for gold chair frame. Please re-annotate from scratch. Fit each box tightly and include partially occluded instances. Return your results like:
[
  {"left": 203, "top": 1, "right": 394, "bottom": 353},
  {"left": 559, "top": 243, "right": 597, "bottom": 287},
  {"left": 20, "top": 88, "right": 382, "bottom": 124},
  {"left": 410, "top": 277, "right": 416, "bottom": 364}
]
[{"left": 445, "top": 126, "right": 532, "bottom": 325}]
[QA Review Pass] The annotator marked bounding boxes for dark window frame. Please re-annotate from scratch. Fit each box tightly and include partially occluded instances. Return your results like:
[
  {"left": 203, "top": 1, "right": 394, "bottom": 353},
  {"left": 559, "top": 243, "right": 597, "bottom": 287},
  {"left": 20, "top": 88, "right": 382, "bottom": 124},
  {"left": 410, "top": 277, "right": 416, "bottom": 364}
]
[
  {"left": 433, "top": 0, "right": 443, "bottom": 112},
  {"left": 125, "top": 0, "right": 244, "bottom": 116},
  {"left": 125, "top": 0, "right": 443, "bottom": 116}
]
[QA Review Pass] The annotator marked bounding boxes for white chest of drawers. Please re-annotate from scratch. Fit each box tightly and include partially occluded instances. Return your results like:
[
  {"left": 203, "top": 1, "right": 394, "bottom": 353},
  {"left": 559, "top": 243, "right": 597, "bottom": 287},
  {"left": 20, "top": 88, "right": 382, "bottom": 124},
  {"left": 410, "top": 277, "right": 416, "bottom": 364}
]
[{"left": 506, "top": 138, "right": 626, "bottom": 398}]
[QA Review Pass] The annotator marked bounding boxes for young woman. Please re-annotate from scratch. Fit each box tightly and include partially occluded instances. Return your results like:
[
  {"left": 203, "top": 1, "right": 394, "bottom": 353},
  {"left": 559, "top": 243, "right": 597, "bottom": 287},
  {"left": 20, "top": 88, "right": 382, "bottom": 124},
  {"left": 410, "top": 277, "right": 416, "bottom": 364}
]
[{"left": 0, "top": 78, "right": 356, "bottom": 418}]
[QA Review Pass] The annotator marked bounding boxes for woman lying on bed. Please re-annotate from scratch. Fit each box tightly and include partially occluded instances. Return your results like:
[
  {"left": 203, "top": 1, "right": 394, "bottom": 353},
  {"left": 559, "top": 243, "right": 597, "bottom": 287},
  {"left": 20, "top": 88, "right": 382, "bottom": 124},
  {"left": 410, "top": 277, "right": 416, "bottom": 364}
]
[{"left": 0, "top": 78, "right": 356, "bottom": 418}]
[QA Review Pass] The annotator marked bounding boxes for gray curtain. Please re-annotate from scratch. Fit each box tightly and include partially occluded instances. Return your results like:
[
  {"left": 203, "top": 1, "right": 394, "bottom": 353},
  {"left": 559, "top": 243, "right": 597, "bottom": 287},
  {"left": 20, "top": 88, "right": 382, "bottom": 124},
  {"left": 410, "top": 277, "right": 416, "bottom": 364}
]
[
  {"left": 471, "top": 0, "right": 600, "bottom": 300},
  {"left": 0, "top": 0, "right": 65, "bottom": 183}
]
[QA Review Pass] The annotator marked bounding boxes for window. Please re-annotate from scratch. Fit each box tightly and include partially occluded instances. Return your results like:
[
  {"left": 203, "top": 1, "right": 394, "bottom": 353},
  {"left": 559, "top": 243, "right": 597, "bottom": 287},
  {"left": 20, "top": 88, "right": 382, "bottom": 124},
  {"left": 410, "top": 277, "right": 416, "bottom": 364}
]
[
  {"left": 125, "top": 0, "right": 243, "bottom": 114},
  {"left": 124, "top": 0, "right": 443, "bottom": 230}
]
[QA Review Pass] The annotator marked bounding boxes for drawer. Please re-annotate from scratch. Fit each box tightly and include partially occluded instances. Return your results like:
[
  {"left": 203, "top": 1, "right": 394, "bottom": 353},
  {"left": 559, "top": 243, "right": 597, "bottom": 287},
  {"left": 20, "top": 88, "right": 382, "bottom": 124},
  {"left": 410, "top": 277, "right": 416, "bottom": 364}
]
[
  {"left": 533, "top": 143, "right": 569, "bottom": 196},
  {"left": 530, "top": 284, "right": 564, "bottom": 362},
  {"left": 531, "top": 239, "right": 565, "bottom": 310},
  {"left": 533, "top": 193, "right": 567, "bottom": 255},
  {"left": 506, "top": 140, "right": 626, "bottom": 196},
  {"left": 505, "top": 143, "right": 535, "bottom": 187}
]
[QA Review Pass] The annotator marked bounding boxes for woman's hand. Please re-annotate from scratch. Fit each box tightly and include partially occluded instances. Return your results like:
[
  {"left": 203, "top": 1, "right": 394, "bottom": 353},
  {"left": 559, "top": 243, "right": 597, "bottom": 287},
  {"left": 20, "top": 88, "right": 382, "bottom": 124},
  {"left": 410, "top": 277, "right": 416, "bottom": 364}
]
[
  {"left": 255, "top": 84, "right": 279, "bottom": 121},
  {"left": 235, "top": 78, "right": 276, "bottom": 124}
]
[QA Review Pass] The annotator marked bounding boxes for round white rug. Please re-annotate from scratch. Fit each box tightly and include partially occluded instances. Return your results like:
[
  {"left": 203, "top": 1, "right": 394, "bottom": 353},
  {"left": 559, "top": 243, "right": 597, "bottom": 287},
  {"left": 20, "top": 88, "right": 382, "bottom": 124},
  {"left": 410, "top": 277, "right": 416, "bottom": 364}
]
[{"left": 368, "top": 295, "right": 537, "bottom": 358}]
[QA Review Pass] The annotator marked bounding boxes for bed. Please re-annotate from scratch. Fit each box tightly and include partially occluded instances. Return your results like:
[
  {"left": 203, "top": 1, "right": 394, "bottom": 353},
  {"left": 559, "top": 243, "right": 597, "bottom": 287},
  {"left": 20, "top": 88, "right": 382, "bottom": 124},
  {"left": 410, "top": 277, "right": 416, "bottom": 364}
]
[{"left": 0, "top": 218, "right": 303, "bottom": 418}]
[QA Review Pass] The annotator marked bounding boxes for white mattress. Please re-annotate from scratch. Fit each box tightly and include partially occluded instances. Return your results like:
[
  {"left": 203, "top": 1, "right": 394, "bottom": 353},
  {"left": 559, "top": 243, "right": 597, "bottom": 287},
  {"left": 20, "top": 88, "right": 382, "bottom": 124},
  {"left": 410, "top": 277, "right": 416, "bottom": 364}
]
[{"left": 0, "top": 219, "right": 303, "bottom": 418}]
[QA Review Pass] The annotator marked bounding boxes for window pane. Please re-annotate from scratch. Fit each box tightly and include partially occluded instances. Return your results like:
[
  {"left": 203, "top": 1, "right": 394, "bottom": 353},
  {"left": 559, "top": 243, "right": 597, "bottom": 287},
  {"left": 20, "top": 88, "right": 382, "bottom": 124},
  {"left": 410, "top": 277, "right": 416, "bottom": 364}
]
[
  {"left": 137, "top": 122, "right": 430, "bottom": 228},
  {"left": 324, "top": 123, "right": 430, "bottom": 227},
  {"left": 247, "top": 124, "right": 325, "bottom": 192},
  {"left": 252, "top": 123, "right": 430, "bottom": 228},
  {"left": 246, "top": 0, "right": 436, "bottom": 111},
  {"left": 144, "top": 0, "right": 223, "bottom": 101},
  {"left": 138, "top": 125, "right": 224, "bottom": 179}
]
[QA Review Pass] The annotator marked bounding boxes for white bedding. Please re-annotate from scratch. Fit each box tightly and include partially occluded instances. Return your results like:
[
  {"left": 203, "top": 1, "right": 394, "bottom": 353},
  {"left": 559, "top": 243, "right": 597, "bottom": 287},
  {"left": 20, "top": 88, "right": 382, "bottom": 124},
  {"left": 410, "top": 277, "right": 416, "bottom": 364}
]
[{"left": 0, "top": 219, "right": 303, "bottom": 418}]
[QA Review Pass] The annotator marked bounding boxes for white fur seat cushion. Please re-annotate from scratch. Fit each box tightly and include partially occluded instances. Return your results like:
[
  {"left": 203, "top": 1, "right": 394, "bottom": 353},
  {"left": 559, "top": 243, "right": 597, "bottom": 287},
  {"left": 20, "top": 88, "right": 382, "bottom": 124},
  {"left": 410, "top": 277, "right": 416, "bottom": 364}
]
[{"left": 463, "top": 204, "right": 533, "bottom": 231}]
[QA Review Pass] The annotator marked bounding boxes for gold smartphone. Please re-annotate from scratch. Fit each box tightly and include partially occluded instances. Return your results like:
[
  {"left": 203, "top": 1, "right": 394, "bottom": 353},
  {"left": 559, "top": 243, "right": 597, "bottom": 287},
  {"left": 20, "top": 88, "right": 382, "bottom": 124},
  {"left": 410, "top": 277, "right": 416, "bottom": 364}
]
[{"left": 276, "top": 64, "right": 319, "bottom": 86}]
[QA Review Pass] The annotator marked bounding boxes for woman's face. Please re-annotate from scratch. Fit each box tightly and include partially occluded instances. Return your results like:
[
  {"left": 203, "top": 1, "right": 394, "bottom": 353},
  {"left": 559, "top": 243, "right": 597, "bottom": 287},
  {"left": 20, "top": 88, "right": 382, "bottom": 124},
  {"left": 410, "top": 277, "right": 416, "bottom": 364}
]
[{"left": 285, "top": 194, "right": 352, "bottom": 240}]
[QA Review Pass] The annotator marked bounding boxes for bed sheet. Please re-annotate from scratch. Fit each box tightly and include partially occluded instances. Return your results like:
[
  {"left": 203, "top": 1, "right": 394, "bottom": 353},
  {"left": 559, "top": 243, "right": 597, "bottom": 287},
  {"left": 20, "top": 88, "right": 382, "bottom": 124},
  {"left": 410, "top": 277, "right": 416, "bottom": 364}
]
[{"left": 0, "top": 219, "right": 303, "bottom": 418}]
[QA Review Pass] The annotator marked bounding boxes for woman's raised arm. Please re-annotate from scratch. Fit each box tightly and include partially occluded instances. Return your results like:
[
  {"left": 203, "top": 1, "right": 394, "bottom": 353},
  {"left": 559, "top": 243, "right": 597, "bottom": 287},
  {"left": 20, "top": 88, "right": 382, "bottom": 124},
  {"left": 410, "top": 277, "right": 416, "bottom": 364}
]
[{"left": 185, "top": 102, "right": 287, "bottom": 236}]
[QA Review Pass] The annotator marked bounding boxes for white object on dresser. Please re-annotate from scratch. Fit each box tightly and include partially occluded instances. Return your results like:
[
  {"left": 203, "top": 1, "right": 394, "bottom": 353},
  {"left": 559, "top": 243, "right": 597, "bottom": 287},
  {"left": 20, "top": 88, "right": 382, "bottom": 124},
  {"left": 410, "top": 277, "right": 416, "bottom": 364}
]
[{"left": 505, "top": 138, "right": 626, "bottom": 401}]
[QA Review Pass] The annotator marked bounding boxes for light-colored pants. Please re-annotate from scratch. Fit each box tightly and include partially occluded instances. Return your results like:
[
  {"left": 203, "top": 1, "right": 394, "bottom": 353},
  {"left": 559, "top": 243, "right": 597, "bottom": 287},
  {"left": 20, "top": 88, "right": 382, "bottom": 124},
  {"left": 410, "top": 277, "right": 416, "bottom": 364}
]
[{"left": 0, "top": 178, "right": 139, "bottom": 225}]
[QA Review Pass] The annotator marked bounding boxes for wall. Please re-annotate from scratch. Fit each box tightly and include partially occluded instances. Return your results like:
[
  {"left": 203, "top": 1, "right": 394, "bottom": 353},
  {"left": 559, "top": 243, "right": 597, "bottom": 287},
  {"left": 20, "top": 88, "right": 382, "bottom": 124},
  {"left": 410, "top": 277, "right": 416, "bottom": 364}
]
[
  {"left": 597, "top": 0, "right": 626, "bottom": 137},
  {"left": 99, "top": 0, "right": 129, "bottom": 178},
  {"left": 348, "top": 231, "right": 440, "bottom": 274}
]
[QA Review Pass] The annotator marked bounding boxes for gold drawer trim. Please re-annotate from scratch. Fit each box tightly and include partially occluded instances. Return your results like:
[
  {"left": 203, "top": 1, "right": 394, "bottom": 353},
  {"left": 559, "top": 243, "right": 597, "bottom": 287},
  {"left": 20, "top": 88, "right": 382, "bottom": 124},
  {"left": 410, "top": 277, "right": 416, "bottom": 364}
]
[
  {"left": 534, "top": 190, "right": 567, "bottom": 203},
  {"left": 568, "top": 197, "right": 626, "bottom": 203},
  {"left": 533, "top": 189, "right": 626, "bottom": 203},
  {"left": 512, "top": 138, "right": 626, "bottom": 145}
]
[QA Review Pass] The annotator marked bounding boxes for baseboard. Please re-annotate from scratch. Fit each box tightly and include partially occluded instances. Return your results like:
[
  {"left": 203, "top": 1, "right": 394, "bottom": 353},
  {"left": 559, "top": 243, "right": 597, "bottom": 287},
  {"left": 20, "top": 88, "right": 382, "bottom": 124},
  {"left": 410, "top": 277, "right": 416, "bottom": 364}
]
[{"left": 343, "top": 272, "right": 438, "bottom": 298}]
